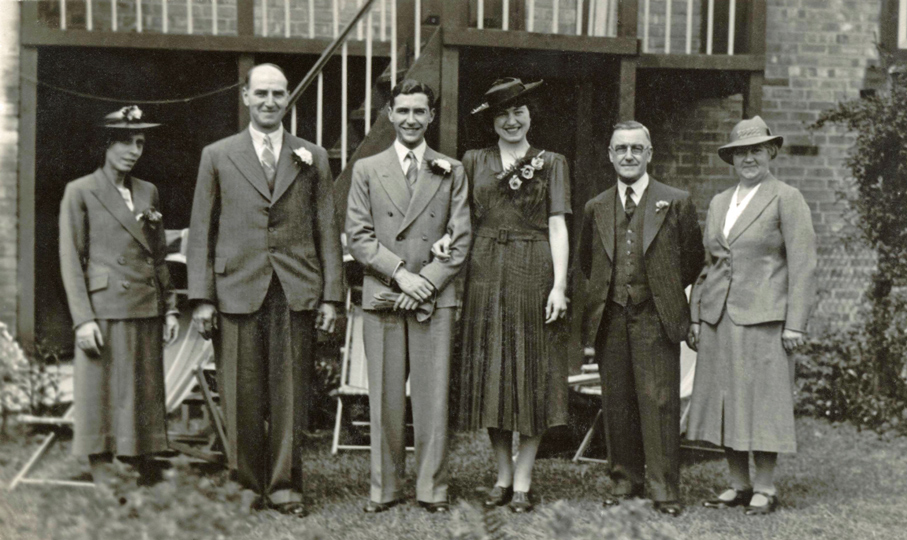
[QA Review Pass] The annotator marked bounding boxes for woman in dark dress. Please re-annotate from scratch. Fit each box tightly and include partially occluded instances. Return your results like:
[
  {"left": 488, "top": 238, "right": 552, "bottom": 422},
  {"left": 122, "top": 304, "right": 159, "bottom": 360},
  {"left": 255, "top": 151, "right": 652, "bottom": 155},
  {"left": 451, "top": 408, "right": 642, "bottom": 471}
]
[
  {"left": 441, "top": 79, "right": 571, "bottom": 513},
  {"left": 59, "top": 106, "right": 179, "bottom": 484}
]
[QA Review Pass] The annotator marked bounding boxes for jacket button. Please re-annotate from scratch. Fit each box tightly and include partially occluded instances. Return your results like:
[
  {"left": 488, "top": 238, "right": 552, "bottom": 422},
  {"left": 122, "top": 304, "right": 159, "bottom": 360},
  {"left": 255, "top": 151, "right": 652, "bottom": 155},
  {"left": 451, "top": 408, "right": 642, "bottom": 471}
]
[
  {"left": 430, "top": 212, "right": 435, "bottom": 218},
  {"left": 148, "top": 278, "right": 155, "bottom": 286},
  {"left": 422, "top": 260, "right": 428, "bottom": 266},
  {"left": 388, "top": 211, "right": 394, "bottom": 217},
  {"left": 121, "top": 281, "right": 131, "bottom": 289},
  {"left": 146, "top": 257, "right": 154, "bottom": 265},
  {"left": 396, "top": 235, "right": 404, "bottom": 241},
  {"left": 268, "top": 227, "right": 275, "bottom": 232},
  {"left": 117, "top": 256, "right": 126, "bottom": 265},
  {"left": 422, "top": 235, "right": 428, "bottom": 241},
  {"left": 269, "top": 247, "right": 276, "bottom": 253}
]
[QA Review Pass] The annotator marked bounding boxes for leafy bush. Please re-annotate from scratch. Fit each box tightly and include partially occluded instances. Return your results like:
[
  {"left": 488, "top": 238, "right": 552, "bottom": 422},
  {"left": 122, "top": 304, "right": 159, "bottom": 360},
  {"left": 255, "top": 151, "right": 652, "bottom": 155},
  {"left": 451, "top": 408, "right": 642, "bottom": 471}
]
[{"left": 0, "top": 323, "right": 64, "bottom": 428}]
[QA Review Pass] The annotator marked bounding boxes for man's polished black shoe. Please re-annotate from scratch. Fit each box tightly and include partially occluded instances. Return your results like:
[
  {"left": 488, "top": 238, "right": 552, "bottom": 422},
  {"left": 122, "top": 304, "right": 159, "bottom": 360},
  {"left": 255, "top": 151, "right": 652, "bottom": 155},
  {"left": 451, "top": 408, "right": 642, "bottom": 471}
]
[
  {"left": 653, "top": 501, "right": 683, "bottom": 517},
  {"left": 484, "top": 485, "right": 514, "bottom": 507},
  {"left": 703, "top": 488, "right": 753, "bottom": 509},
  {"left": 363, "top": 499, "right": 401, "bottom": 514},
  {"left": 273, "top": 502, "right": 307, "bottom": 517},
  {"left": 602, "top": 487, "right": 645, "bottom": 508},
  {"left": 418, "top": 501, "right": 450, "bottom": 514}
]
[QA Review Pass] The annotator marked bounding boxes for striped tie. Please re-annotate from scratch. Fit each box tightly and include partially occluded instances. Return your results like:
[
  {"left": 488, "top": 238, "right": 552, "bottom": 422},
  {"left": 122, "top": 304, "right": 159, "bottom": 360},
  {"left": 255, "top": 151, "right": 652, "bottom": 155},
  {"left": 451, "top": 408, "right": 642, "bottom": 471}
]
[
  {"left": 262, "top": 135, "right": 277, "bottom": 191},
  {"left": 406, "top": 151, "right": 418, "bottom": 188}
]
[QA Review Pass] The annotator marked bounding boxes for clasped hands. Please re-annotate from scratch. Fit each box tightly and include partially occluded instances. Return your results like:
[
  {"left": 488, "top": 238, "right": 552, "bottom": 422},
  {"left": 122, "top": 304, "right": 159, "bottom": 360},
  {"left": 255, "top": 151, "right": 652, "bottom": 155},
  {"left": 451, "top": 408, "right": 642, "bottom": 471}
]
[
  {"left": 75, "top": 314, "right": 179, "bottom": 357},
  {"left": 686, "top": 323, "right": 806, "bottom": 353},
  {"left": 191, "top": 301, "right": 338, "bottom": 340},
  {"left": 392, "top": 268, "right": 435, "bottom": 311}
]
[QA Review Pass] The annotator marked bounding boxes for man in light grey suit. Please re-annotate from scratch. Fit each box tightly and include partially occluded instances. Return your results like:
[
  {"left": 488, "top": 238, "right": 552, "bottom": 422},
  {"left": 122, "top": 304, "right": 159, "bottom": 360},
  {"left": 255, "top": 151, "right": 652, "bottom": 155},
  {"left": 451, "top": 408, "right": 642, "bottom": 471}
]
[
  {"left": 345, "top": 79, "right": 471, "bottom": 514},
  {"left": 187, "top": 63, "right": 344, "bottom": 515}
]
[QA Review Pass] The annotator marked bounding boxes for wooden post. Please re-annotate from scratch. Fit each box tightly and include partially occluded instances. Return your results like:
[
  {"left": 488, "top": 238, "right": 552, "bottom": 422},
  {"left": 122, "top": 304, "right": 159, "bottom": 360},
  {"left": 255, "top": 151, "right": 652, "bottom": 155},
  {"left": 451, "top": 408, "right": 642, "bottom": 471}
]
[
  {"left": 744, "top": 71, "right": 764, "bottom": 118},
  {"left": 617, "top": 0, "right": 638, "bottom": 39},
  {"left": 743, "top": 0, "right": 765, "bottom": 117},
  {"left": 509, "top": 0, "right": 525, "bottom": 31},
  {"left": 17, "top": 47, "right": 38, "bottom": 351},
  {"left": 880, "top": 0, "right": 900, "bottom": 53},
  {"left": 618, "top": 57, "right": 636, "bottom": 121},
  {"left": 237, "top": 0, "right": 254, "bottom": 36},
  {"left": 439, "top": 2, "right": 466, "bottom": 157},
  {"left": 238, "top": 54, "right": 254, "bottom": 130},
  {"left": 397, "top": 0, "right": 416, "bottom": 62}
]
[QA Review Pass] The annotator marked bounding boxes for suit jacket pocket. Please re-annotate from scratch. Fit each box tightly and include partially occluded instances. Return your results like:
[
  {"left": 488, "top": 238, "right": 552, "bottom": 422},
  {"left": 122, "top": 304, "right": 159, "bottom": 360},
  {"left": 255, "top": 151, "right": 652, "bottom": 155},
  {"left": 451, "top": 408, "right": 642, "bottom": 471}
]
[
  {"left": 214, "top": 257, "right": 227, "bottom": 274},
  {"left": 88, "top": 272, "right": 108, "bottom": 292}
]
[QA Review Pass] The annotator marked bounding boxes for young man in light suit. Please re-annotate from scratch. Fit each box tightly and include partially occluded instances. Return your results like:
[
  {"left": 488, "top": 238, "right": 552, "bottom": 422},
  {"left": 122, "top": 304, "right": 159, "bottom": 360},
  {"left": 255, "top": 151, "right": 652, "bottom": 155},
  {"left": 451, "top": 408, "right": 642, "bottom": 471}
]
[
  {"left": 578, "top": 120, "right": 704, "bottom": 516},
  {"left": 345, "top": 79, "right": 471, "bottom": 514},
  {"left": 187, "top": 63, "right": 344, "bottom": 515}
]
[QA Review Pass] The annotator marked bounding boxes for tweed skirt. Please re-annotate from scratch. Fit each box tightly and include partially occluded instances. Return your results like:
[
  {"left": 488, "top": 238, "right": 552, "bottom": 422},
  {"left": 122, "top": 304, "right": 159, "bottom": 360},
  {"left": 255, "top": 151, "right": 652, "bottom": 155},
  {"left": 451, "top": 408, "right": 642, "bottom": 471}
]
[
  {"left": 72, "top": 318, "right": 168, "bottom": 457},
  {"left": 686, "top": 313, "right": 797, "bottom": 453}
]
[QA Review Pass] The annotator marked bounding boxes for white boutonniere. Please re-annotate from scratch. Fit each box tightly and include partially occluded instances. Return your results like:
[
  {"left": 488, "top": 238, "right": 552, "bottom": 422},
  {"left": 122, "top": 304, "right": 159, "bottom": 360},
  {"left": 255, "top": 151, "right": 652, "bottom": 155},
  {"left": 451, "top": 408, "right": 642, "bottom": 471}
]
[
  {"left": 292, "top": 147, "right": 314, "bottom": 167},
  {"left": 137, "top": 207, "right": 163, "bottom": 228},
  {"left": 655, "top": 200, "right": 671, "bottom": 213},
  {"left": 429, "top": 158, "right": 452, "bottom": 176}
]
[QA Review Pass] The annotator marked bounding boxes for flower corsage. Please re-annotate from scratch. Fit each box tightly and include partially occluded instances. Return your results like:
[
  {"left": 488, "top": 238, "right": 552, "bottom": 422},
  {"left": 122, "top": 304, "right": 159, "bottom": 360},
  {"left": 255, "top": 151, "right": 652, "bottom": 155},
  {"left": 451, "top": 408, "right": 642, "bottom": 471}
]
[
  {"left": 138, "top": 207, "right": 163, "bottom": 228},
  {"left": 655, "top": 200, "right": 671, "bottom": 213},
  {"left": 429, "top": 158, "right": 452, "bottom": 176},
  {"left": 292, "top": 147, "right": 314, "bottom": 168},
  {"left": 497, "top": 150, "right": 546, "bottom": 193}
]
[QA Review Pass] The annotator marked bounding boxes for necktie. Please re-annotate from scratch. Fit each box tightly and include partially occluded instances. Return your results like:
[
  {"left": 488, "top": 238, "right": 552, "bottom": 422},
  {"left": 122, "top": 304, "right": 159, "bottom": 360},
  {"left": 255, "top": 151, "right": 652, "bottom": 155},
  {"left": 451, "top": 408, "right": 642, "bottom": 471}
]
[
  {"left": 625, "top": 186, "right": 637, "bottom": 219},
  {"left": 262, "top": 135, "right": 277, "bottom": 191},
  {"left": 405, "top": 151, "right": 418, "bottom": 189}
]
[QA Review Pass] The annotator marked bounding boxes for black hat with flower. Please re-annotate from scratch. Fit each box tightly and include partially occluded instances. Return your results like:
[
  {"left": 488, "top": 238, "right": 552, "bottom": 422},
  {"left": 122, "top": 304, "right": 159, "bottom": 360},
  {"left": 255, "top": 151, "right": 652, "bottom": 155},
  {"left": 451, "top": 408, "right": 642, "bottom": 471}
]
[{"left": 470, "top": 78, "right": 544, "bottom": 116}]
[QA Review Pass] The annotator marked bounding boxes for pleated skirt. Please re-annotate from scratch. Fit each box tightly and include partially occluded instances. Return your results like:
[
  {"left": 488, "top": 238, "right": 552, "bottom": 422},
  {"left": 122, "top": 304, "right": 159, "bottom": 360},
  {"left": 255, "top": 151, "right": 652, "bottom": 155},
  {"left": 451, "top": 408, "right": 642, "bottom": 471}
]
[
  {"left": 457, "top": 236, "right": 569, "bottom": 437},
  {"left": 686, "top": 313, "right": 797, "bottom": 453},
  {"left": 72, "top": 318, "right": 169, "bottom": 457}
]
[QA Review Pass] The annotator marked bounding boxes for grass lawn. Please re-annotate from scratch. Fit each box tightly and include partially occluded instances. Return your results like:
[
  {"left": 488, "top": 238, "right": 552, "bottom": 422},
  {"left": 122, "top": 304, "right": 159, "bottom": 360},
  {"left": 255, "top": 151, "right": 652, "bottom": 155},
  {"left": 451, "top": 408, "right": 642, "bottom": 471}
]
[{"left": 1, "top": 416, "right": 906, "bottom": 540}]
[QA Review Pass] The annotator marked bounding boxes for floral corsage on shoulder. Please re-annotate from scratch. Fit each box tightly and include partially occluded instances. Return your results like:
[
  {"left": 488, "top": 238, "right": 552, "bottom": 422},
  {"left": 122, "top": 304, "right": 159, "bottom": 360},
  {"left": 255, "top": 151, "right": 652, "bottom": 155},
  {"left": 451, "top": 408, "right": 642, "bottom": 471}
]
[
  {"left": 429, "top": 158, "right": 453, "bottom": 176},
  {"left": 497, "top": 150, "right": 546, "bottom": 192},
  {"left": 292, "top": 146, "right": 314, "bottom": 168},
  {"left": 138, "top": 207, "right": 163, "bottom": 229}
]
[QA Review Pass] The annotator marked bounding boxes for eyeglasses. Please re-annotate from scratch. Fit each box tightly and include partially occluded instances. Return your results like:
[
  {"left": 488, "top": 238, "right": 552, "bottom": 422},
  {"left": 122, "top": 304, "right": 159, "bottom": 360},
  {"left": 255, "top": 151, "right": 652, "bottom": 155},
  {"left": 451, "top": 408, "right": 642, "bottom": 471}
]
[{"left": 610, "top": 144, "right": 650, "bottom": 156}]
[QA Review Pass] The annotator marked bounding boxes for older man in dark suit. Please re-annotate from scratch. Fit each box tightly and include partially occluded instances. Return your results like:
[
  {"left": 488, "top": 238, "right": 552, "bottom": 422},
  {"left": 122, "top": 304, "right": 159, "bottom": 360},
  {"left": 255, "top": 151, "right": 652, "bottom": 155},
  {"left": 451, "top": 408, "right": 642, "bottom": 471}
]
[
  {"left": 187, "top": 63, "right": 344, "bottom": 515},
  {"left": 578, "top": 120, "right": 704, "bottom": 516}
]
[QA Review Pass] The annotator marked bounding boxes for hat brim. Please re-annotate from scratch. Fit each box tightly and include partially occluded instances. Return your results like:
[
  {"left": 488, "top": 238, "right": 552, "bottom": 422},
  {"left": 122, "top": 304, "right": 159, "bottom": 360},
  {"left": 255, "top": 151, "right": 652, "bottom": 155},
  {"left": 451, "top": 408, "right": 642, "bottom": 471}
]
[
  {"left": 471, "top": 80, "right": 544, "bottom": 116},
  {"left": 718, "top": 135, "right": 783, "bottom": 164},
  {"left": 102, "top": 122, "right": 162, "bottom": 130}
]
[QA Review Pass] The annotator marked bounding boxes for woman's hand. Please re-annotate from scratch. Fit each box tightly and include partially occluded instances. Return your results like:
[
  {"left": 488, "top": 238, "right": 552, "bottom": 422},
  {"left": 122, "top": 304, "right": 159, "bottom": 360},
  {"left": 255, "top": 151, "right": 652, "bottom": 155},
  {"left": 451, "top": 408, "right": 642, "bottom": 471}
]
[
  {"left": 75, "top": 321, "right": 104, "bottom": 357},
  {"left": 431, "top": 234, "right": 452, "bottom": 262},
  {"left": 394, "top": 293, "right": 420, "bottom": 311},
  {"left": 545, "top": 287, "right": 568, "bottom": 324},
  {"left": 686, "top": 323, "right": 701, "bottom": 352},
  {"left": 163, "top": 314, "right": 180, "bottom": 346},
  {"left": 781, "top": 329, "right": 806, "bottom": 353}
]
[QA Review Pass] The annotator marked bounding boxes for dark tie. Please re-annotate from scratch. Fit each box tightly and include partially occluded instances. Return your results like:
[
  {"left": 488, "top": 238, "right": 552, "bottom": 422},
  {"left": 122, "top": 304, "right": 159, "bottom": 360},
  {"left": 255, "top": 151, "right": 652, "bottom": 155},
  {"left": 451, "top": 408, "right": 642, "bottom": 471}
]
[
  {"left": 406, "top": 151, "right": 418, "bottom": 189},
  {"left": 262, "top": 135, "right": 277, "bottom": 191},
  {"left": 625, "top": 186, "right": 637, "bottom": 218}
]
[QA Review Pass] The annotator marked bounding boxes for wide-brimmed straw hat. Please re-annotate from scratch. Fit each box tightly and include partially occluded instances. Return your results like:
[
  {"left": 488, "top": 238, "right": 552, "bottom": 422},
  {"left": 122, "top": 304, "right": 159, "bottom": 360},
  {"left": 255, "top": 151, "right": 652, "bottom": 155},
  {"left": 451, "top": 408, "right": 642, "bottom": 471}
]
[
  {"left": 101, "top": 105, "right": 160, "bottom": 129},
  {"left": 470, "top": 78, "right": 543, "bottom": 115},
  {"left": 717, "top": 115, "right": 783, "bottom": 164}
]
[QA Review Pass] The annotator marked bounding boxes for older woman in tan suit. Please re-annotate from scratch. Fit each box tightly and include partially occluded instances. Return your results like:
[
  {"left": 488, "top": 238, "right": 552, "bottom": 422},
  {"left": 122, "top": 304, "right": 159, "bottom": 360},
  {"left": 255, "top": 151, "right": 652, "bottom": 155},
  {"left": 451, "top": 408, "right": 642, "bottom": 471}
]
[
  {"left": 59, "top": 107, "right": 179, "bottom": 484},
  {"left": 687, "top": 116, "right": 817, "bottom": 515}
]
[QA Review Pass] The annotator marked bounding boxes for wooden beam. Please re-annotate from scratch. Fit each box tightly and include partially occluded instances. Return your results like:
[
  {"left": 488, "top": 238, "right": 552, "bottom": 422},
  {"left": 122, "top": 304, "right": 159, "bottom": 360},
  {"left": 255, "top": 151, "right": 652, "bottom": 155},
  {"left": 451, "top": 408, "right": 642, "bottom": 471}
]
[
  {"left": 618, "top": 0, "right": 639, "bottom": 38},
  {"left": 745, "top": 0, "right": 766, "bottom": 55},
  {"left": 237, "top": 54, "right": 254, "bottom": 130},
  {"left": 441, "top": 0, "right": 469, "bottom": 30},
  {"left": 619, "top": 57, "right": 636, "bottom": 121},
  {"left": 637, "top": 53, "right": 765, "bottom": 71},
  {"left": 237, "top": 0, "right": 254, "bottom": 36},
  {"left": 743, "top": 70, "right": 764, "bottom": 118},
  {"left": 439, "top": 46, "right": 459, "bottom": 157},
  {"left": 510, "top": 0, "right": 526, "bottom": 32},
  {"left": 20, "top": 27, "right": 392, "bottom": 57},
  {"left": 443, "top": 28, "right": 638, "bottom": 55},
  {"left": 17, "top": 47, "right": 38, "bottom": 352}
]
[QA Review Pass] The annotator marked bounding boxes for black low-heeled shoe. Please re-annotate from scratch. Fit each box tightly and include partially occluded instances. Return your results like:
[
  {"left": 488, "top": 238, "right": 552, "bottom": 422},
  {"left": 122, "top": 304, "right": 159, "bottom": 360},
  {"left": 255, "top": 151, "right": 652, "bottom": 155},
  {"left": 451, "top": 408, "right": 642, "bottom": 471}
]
[
  {"left": 703, "top": 488, "right": 754, "bottom": 509},
  {"left": 273, "top": 501, "right": 307, "bottom": 517},
  {"left": 653, "top": 501, "right": 683, "bottom": 517},
  {"left": 744, "top": 492, "right": 779, "bottom": 515},
  {"left": 363, "top": 499, "right": 401, "bottom": 514},
  {"left": 509, "top": 491, "right": 533, "bottom": 513},
  {"left": 418, "top": 500, "right": 450, "bottom": 514},
  {"left": 484, "top": 485, "right": 514, "bottom": 507}
]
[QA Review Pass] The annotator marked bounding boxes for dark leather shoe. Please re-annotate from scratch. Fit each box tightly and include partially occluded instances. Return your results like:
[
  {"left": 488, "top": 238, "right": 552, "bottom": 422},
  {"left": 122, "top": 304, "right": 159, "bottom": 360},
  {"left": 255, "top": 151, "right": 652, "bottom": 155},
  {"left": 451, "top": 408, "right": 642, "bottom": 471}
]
[
  {"left": 744, "top": 492, "right": 778, "bottom": 515},
  {"left": 363, "top": 499, "right": 401, "bottom": 513},
  {"left": 703, "top": 488, "right": 753, "bottom": 509},
  {"left": 484, "top": 485, "right": 514, "bottom": 507},
  {"left": 509, "top": 491, "right": 533, "bottom": 513},
  {"left": 418, "top": 501, "right": 450, "bottom": 514},
  {"left": 274, "top": 502, "right": 307, "bottom": 517},
  {"left": 602, "top": 486, "right": 645, "bottom": 508},
  {"left": 653, "top": 501, "right": 683, "bottom": 517}
]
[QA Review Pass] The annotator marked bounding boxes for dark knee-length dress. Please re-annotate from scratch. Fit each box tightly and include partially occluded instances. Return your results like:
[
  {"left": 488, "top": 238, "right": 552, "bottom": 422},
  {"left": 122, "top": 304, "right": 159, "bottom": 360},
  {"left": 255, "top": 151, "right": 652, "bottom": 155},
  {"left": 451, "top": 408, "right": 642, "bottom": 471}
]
[{"left": 457, "top": 147, "right": 571, "bottom": 437}]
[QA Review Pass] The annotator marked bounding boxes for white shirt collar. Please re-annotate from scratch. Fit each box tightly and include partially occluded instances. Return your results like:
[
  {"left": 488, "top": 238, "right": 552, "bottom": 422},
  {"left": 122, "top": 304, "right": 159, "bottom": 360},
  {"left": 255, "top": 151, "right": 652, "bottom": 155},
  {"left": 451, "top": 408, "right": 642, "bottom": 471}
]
[
  {"left": 617, "top": 173, "right": 649, "bottom": 207},
  {"left": 723, "top": 182, "right": 761, "bottom": 237},
  {"left": 394, "top": 139, "right": 427, "bottom": 171},
  {"left": 249, "top": 124, "right": 284, "bottom": 161}
]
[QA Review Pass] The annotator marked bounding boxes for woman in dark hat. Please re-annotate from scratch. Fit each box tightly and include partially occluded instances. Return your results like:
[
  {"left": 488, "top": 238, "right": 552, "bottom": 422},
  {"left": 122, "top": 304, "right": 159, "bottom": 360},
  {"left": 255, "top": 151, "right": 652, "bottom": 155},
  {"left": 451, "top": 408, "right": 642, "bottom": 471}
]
[
  {"left": 59, "top": 106, "right": 179, "bottom": 484},
  {"left": 686, "top": 116, "right": 817, "bottom": 514},
  {"left": 438, "top": 78, "right": 571, "bottom": 513}
]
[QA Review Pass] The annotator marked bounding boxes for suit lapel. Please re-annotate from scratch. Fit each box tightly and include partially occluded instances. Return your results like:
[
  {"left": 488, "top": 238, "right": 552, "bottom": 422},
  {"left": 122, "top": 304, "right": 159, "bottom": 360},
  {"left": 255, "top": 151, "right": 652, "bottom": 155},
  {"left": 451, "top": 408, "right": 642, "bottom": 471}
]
[
  {"left": 376, "top": 146, "right": 411, "bottom": 215},
  {"left": 91, "top": 170, "right": 153, "bottom": 253},
  {"left": 226, "top": 130, "right": 272, "bottom": 202},
  {"left": 399, "top": 147, "right": 443, "bottom": 234},
  {"left": 593, "top": 188, "right": 616, "bottom": 261},
  {"left": 642, "top": 179, "right": 669, "bottom": 254},
  {"left": 726, "top": 176, "right": 780, "bottom": 245},
  {"left": 271, "top": 131, "right": 300, "bottom": 204},
  {"left": 712, "top": 188, "right": 734, "bottom": 249}
]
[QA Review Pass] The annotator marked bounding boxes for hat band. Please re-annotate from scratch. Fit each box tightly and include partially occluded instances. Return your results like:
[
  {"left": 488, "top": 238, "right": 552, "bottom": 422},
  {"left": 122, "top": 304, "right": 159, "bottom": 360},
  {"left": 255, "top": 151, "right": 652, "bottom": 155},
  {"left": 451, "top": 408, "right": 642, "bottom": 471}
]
[{"left": 734, "top": 126, "right": 771, "bottom": 140}]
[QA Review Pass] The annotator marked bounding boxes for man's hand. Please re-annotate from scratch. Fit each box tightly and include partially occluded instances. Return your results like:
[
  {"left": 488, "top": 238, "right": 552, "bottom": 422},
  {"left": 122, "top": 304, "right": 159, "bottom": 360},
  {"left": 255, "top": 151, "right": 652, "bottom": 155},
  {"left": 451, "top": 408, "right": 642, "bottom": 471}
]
[
  {"left": 686, "top": 323, "right": 701, "bottom": 352},
  {"left": 430, "top": 234, "right": 452, "bottom": 262},
  {"left": 316, "top": 302, "right": 338, "bottom": 333},
  {"left": 193, "top": 303, "right": 218, "bottom": 340},
  {"left": 75, "top": 321, "right": 104, "bottom": 357},
  {"left": 393, "top": 293, "right": 420, "bottom": 311},
  {"left": 394, "top": 269, "right": 435, "bottom": 302},
  {"left": 163, "top": 314, "right": 180, "bottom": 346},
  {"left": 781, "top": 329, "right": 806, "bottom": 353}
]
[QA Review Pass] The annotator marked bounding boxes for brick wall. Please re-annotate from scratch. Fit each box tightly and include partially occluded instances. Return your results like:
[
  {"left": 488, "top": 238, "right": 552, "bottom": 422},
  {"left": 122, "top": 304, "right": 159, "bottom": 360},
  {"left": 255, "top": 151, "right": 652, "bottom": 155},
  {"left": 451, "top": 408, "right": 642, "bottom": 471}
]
[{"left": 0, "top": 2, "right": 19, "bottom": 332}]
